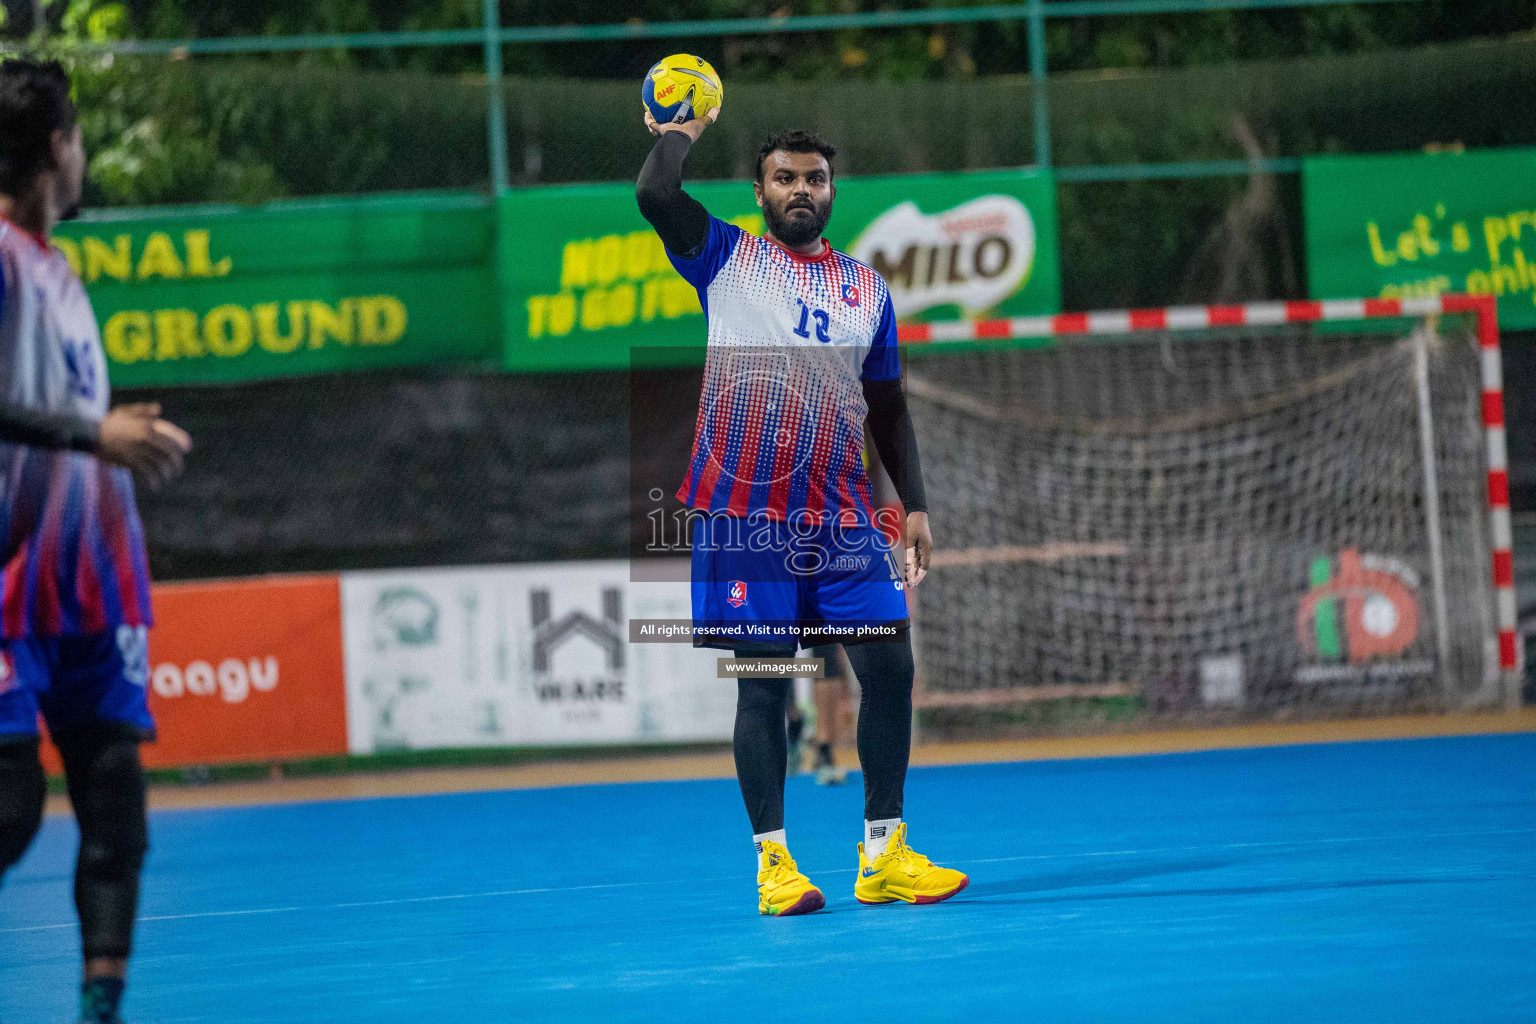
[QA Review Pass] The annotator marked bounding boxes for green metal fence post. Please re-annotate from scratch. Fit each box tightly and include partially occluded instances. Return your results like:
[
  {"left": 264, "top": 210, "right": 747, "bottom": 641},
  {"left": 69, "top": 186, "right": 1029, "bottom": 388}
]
[
  {"left": 1027, "top": 0, "right": 1051, "bottom": 169},
  {"left": 483, "top": 0, "right": 509, "bottom": 196},
  {"left": 483, "top": 0, "right": 512, "bottom": 370}
]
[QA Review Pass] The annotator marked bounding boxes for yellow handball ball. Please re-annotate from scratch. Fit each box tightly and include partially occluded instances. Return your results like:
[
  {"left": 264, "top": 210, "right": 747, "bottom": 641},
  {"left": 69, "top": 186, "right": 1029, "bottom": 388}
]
[{"left": 642, "top": 54, "right": 723, "bottom": 126}]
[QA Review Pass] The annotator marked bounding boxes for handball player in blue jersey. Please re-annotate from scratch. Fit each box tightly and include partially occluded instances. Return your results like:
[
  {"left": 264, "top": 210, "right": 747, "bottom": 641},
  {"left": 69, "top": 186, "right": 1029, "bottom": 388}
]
[
  {"left": 0, "top": 60, "right": 192, "bottom": 1024},
  {"left": 637, "top": 104, "right": 967, "bottom": 915}
]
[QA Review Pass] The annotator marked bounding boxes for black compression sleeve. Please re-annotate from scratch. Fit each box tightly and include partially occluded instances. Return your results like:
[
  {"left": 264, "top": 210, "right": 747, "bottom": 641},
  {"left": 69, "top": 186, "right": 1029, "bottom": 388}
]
[
  {"left": 862, "top": 377, "right": 927, "bottom": 515},
  {"left": 0, "top": 400, "right": 98, "bottom": 451},
  {"left": 636, "top": 131, "right": 711, "bottom": 259}
]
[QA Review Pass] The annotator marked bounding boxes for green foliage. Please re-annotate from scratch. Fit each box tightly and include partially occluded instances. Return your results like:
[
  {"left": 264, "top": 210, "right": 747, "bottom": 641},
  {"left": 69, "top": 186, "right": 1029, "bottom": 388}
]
[
  {"left": 25, "top": 2, "right": 283, "bottom": 205},
  {"left": 9, "top": 0, "right": 1536, "bottom": 307},
  {"left": 85, "top": 2, "right": 1536, "bottom": 81},
  {"left": 15, "top": 0, "right": 1488, "bottom": 203},
  {"left": 71, "top": 61, "right": 283, "bottom": 205},
  {"left": 61, "top": 0, "right": 127, "bottom": 42}
]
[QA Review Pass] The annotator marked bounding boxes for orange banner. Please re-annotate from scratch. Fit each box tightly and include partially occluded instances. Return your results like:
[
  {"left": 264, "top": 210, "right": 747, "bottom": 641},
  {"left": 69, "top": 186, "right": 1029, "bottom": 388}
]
[
  {"left": 140, "top": 574, "right": 348, "bottom": 768},
  {"left": 42, "top": 575, "right": 348, "bottom": 772}
]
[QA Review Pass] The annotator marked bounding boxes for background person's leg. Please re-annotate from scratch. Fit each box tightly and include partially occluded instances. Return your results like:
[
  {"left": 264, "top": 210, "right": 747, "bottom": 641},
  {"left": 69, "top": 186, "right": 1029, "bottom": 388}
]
[
  {"left": 785, "top": 690, "right": 807, "bottom": 777},
  {"left": 809, "top": 643, "right": 850, "bottom": 783}
]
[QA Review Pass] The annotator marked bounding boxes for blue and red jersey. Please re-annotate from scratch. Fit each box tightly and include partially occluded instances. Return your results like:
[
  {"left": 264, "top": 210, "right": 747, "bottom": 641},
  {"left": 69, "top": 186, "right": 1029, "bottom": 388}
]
[
  {"left": 0, "top": 219, "right": 153, "bottom": 638},
  {"left": 669, "top": 216, "right": 900, "bottom": 527}
]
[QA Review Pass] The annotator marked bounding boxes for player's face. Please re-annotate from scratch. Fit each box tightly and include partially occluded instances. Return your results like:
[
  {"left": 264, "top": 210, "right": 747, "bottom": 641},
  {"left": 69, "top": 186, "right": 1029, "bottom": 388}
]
[
  {"left": 52, "top": 123, "right": 85, "bottom": 221},
  {"left": 755, "top": 151, "right": 834, "bottom": 248}
]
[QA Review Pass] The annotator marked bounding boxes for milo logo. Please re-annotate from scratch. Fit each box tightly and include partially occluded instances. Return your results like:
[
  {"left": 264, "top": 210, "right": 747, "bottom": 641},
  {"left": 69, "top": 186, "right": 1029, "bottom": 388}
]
[{"left": 849, "top": 194, "right": 1037, "bottom": 318}]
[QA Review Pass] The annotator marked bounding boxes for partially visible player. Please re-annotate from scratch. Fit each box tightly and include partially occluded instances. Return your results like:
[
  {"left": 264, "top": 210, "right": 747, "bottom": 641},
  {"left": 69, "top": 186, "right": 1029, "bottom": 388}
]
[
  {"left": 637, "top": 100, "right": 968, "bottom": 915},
  {"left": 784, "top": 685, "right": 808, "bottom": 776},
  {"left": 0, "top": 59, "right": 191, "bottom": 1024},
  {"left": 806, "top": 642, "right": 850, "bottom": 785}
]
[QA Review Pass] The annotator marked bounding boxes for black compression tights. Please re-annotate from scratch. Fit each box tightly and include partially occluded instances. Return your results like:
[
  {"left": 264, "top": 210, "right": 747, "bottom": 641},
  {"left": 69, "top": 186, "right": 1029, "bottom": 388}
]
[
  {"left": 0, "top": 733, "right": 147, "bottom": 960},
  {"left": 733, "top": 676, "right": 791, "bottom": 835},
  {"left": 58, "top": 734, "right": 149, "bottom": 961},
  {"left": 0, "top": 738, "right": 46, "bottom": 879},
  {"left": 733, "top": 637, "right": 915, "bottom": 835}
]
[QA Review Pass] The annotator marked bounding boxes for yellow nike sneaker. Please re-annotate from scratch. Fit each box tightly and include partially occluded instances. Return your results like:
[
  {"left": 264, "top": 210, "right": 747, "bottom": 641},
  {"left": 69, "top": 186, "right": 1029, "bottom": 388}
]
[
  {"left": 855, "top": 824, "right": 969, "bottom": 905},
  {"left": 757, "top": 841, "right": 826, "bottom": 917}
]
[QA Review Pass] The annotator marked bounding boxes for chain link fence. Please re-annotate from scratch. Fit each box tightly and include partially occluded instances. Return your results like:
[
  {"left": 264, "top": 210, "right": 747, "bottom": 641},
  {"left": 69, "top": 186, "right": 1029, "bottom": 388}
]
[{"left": 72, "top": 33, "right": 1536, "bottom": 205}]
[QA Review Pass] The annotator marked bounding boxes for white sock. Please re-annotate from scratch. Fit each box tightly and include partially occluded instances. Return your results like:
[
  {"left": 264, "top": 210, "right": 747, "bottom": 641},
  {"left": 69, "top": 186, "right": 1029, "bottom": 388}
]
[
  {"left": 864, "top": 817, "right": 901, "bottom": 859},
  {"left": 753, "top": 828, "right": 787, "bottom": 869}
]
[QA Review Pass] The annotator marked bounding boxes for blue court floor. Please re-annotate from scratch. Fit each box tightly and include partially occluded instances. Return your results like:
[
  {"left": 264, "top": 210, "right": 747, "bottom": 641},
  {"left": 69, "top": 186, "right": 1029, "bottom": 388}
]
[{"left": 3, "top": 733, "right": 1535, "bottom": 1023}]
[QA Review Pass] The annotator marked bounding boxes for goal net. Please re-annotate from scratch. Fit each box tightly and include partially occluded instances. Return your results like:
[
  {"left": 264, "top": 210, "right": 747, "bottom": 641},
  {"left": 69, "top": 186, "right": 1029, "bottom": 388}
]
[{"left": 902, "top": 298, "right": 1514, "bottom": 730}]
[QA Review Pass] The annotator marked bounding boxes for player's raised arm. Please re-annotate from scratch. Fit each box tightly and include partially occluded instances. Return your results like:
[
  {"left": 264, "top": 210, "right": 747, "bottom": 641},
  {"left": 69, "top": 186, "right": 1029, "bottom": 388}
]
[{"left": 635, "top": 107, "right": 719, "bottom": 259}]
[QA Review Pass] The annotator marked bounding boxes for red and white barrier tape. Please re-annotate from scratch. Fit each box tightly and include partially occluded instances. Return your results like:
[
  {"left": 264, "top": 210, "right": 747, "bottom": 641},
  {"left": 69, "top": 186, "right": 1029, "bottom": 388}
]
[{"left": 899, "top": 294, "right": 1518, "bottom": 672}]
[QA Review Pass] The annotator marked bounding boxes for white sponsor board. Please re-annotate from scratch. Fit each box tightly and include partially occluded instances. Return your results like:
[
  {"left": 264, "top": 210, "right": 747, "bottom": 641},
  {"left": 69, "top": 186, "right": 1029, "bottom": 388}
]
[
  {"left": 848, "top": 194, "right": 1037, "bottom": 318},
  {"left": 340, "top": 560, "right": 732, "bottom": 753}
]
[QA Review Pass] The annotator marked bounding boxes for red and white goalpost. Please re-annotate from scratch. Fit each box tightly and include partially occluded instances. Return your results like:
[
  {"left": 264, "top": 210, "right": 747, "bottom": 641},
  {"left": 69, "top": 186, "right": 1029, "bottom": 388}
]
[{"left": 900, "top": 295, "right": 1517, "bottom": 721}]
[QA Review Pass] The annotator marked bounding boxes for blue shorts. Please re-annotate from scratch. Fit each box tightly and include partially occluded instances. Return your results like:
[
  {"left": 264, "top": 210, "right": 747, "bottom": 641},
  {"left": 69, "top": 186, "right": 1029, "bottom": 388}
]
[
  {"left": 0, "top": 626, "right": 155, "bottom": 743},
  {"left": 691, "top": 514, "right": 910, "bottom": 653}
]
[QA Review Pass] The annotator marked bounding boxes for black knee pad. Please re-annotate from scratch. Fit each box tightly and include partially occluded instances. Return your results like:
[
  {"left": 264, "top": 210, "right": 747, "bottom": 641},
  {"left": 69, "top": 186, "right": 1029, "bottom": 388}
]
[
  {"left": 736, "top": 677, "right": 791, "bottom": 713},
  {"left": 57, "top": 734, "right": 149, "bottom": 880},
  {"left": 847, "top": 638, "right": 915, "bottom": 707},
  {"left": 0, "top": 737, "right": 46, "bottom": 877},
  {"left": 77, "top": 827, "right": 147, "bottom": 882},
  {"left": 845, "top": 640, "right": 915, "bottom": 822}
]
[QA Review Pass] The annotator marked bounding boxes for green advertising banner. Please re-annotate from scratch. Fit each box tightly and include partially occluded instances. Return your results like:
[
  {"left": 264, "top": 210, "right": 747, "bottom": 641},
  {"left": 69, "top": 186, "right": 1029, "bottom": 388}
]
[
  {"left": 1304, "top": 148, "right": 1536, "bottom": 330},
  {"left": 57, "top": 193, "right": 497, "bottom": 388},
  {"left": 499, "top": 168, "right": 1060, "bottom": 371}
]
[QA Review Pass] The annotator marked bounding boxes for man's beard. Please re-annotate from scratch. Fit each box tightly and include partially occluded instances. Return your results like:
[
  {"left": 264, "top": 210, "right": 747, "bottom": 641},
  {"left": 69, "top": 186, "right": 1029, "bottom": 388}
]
[{"left": 764, "top": 196, "right": 831, "bottom": 247}]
